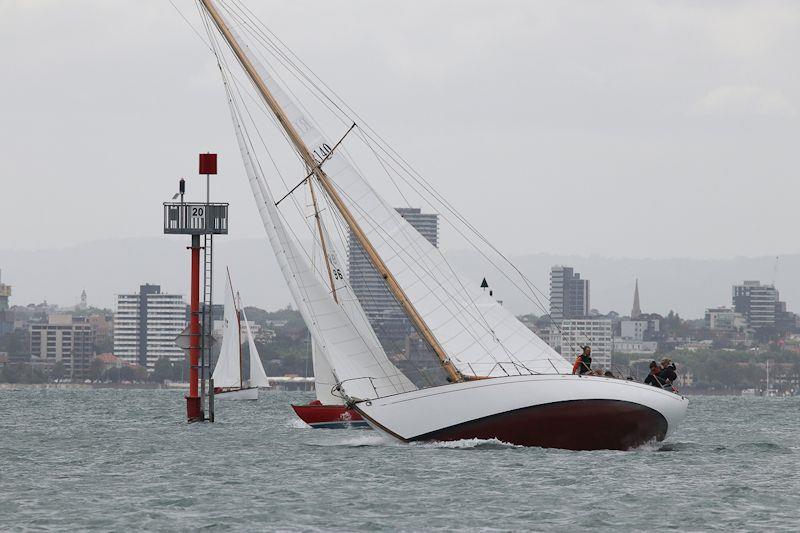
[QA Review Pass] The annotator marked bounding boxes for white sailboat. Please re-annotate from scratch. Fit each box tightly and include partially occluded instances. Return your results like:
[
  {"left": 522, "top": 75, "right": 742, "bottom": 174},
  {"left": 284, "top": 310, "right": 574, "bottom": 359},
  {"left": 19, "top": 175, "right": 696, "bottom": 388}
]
[
  {"left": 212, "top": 268, "right": 269, "bottom": 401},
  {"left": 194, "top": 1, "right": 688, "bottom": 449}
]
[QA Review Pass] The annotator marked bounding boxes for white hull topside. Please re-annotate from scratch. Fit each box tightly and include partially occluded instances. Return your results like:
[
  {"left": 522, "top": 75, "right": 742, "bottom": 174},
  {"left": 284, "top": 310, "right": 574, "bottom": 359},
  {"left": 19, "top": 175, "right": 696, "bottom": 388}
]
[
  {"left": 214, "top": 387, "right": 259, "bottom": 401},
  {"left": 354, "top": 374, "right": 688, "bottom": 450}
]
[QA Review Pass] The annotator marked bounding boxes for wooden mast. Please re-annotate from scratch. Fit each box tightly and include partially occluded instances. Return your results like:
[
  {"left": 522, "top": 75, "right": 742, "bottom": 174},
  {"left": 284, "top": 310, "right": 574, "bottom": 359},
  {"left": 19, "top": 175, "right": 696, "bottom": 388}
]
[
  {"left": 307, "top": 179, "right": 338, "bottom": 303},
  {"left": 199, "top": 0, "right": 462, "bottom": 383}
]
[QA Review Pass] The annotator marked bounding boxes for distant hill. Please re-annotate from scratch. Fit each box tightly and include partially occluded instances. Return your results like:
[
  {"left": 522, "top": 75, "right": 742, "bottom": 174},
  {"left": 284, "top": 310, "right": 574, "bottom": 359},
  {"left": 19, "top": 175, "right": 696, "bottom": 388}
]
[{"left": 0, "top": 238, "right": 795, "bottom": 318}]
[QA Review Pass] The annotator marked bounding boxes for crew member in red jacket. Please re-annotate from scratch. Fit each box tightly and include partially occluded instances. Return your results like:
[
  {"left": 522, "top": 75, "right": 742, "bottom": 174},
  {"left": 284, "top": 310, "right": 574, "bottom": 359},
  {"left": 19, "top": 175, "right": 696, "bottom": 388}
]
[{"left": 572, "top": 346, "right": 592, "bottom": 375}]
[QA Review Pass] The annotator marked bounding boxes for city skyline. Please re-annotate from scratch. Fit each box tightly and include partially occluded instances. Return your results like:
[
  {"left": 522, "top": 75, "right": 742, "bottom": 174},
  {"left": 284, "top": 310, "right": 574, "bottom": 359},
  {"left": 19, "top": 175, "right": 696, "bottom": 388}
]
[{"left": 2, "top": 239, "right": 798, "bottom": 319}]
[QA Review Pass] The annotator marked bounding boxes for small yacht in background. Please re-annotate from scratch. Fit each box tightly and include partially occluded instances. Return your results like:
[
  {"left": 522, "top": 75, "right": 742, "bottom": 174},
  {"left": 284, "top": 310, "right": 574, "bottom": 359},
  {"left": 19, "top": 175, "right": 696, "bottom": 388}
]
[{"left": 212, "top": 268, "right": 269, "bottom": 400}]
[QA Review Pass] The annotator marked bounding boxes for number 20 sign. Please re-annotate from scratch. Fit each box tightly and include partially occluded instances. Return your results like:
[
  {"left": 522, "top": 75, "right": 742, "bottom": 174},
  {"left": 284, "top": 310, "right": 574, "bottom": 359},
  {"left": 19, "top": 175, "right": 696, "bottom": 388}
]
[{"left": 190, "top": 206, "right": 205, "bottom": 227}]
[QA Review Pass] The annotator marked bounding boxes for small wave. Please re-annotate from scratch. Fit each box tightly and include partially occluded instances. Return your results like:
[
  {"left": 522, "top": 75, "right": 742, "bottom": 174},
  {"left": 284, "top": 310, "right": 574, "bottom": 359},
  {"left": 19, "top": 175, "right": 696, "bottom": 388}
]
[
  {"left": 307, "top": 433, "right": 395, "bottom": 448},
  {"left": 733, "top": 442, "right": 792, "bottom": 454},
  {"left": 653, "top": 442, "right": 714, "bottom": 452},
  {"left": 287, "top": 418, "right": 311, "bottom": 429},
  {"left": 653, "top": 441, "right": 791, "bottom": 455},
  {"left": 410, "top": 437, "right": 522, "bottom": 450}
]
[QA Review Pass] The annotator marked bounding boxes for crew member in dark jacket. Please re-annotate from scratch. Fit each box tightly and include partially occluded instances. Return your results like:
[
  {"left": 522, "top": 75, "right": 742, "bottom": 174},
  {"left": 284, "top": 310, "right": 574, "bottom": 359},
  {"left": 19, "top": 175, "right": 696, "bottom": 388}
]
[
  {"left": 659, "top": 358, "right": 678, "bottom": 385},
  {"left": 572, "top": 346, "right": 592, "bottom": 375},
  {"left": 644, "top": 361, "right": 663, "bottom": 387}
]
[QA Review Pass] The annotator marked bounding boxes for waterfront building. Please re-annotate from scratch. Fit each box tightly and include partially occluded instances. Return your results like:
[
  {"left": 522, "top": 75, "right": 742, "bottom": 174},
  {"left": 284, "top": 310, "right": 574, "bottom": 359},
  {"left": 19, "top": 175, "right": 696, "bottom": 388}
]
[
  {"left": 0, "top": 270, "right": 10, "bottom": 311},
  {"left": 612, "top": 338, "right": 658, "bottom": 355},
  {"left": 558, "top": 318, "right": 612, "bottom": 370},
  {"left": 0, "top": 270, "right": 11, "bottom": 335},
  {"left": 705, "top": 306, "right": 747, "bottom": 331},
  {"left": 348, "top": 207, "right": 438, "bottom": 351},
  {"left": 549, "top": 266, "right": 589, "bottom": 323},
  {"left": 114, "top": 284, "right": 186, "bottom": 370},
  {"left": 621, "top": 320, "right": 647, "bottom": 341},
  {"left": 732, "top": 281, "right": 781, "bottom": 330},
  {"left": 29, "top": 314, "right": 94, "bottom": 380}
]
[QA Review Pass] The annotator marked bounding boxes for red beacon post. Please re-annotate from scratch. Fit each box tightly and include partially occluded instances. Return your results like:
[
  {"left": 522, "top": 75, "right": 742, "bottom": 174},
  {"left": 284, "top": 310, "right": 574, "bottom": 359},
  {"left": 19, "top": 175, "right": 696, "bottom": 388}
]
[{"left": 164, "top": 153, "right": 227, "bottom": 422}]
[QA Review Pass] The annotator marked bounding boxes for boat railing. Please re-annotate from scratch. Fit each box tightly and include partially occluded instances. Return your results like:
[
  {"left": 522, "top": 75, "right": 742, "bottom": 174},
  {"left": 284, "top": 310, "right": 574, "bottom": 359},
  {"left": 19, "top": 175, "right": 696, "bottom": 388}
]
[
  {"left": 469, "top": 360, "right": 567, "bottom": 378},
  {"left": 332, "top": 376, "right": 380, "bottom": 402}
]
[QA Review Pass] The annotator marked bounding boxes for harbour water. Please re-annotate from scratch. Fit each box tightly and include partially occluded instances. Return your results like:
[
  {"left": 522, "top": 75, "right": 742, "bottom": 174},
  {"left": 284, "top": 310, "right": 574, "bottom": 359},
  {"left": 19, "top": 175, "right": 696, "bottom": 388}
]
[{"left": 1, "top": 390, "right": 798, "bottom": 531}]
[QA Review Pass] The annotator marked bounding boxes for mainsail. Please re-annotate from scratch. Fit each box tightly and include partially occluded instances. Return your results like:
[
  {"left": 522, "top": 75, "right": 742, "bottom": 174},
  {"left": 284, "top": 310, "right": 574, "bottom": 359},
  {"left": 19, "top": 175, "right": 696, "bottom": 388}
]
[
  {"left": 225, "top": 57, "right": 416, "bottom": 401},
  {"left": 202, "top": 0, "right": 569, "bottom": 400},
  {"left": 211, "top": 271, "right": 243, "bottom": 388},
  {"left": 204, "top": 3, "right": 569, "bottom": 381}
]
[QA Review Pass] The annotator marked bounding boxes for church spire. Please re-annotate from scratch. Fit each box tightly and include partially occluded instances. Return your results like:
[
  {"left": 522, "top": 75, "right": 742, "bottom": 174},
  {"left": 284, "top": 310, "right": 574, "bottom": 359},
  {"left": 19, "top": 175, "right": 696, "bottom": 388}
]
[{"left": 631, "top": 279, "right": 641, "bottom": 319}]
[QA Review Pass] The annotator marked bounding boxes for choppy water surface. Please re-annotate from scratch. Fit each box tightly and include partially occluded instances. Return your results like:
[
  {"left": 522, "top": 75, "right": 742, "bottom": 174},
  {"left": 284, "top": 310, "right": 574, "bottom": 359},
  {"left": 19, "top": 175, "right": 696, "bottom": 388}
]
[{"left": 1, "top": 390, "right": 798, "bottom": 531}]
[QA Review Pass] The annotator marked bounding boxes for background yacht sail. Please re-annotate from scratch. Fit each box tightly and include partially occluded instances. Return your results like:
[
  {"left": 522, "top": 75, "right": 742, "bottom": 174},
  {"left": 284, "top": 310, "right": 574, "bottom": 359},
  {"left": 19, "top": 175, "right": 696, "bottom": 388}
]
[
  {"left": 242, "top": 307, "right": 269, "bottom": 388},
  {"left": 212, "top": 273, "right": 243, "bottom": 388},
  {"left": 311, "top": 341, "right": 344, "bottom": 405}
]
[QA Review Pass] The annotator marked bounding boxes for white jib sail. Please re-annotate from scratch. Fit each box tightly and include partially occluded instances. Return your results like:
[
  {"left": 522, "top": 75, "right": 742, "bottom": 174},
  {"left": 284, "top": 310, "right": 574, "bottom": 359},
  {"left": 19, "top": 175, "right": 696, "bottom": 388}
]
[
  {"left": 224, "top": 62, "right": 416, "bottom": 400},
  {"left": 221, "top": 18, "right": 570, "bottom": 378},
  {"left": 242, "top": 307, "right": 269, "bottom": 388},
  {"left": 312, "top": 340, "right": 344, "bottom": 405},
  {"left": 212, "top": 271, "right": 243, "bottom": 388}
]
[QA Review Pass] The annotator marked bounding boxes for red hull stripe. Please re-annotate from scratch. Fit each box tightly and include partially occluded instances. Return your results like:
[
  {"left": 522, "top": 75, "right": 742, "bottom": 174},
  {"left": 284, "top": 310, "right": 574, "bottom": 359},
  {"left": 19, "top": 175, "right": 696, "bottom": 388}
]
[
  {"left": 291, "top": 403, "right": 365, "bottom": 428},
  {"left": 358, "top": 399, "right": 668, "bottom": 451}
]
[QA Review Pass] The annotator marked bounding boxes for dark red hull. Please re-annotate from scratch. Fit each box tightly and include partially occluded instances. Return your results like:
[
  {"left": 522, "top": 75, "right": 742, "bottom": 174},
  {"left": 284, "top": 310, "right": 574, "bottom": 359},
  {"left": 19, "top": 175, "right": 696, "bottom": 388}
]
[
  {"left": 291, "top": 403, "right": 369, "bottom": 429},
  {"left": 391, "top": 399, "right": 668, "bottom": 450}
]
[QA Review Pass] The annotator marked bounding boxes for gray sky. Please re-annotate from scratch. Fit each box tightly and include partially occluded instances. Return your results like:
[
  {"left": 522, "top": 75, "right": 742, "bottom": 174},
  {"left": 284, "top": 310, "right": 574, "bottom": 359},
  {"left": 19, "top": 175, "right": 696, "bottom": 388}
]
[{"left": 1, "top": 0, "right": 799, "bottom": 259}]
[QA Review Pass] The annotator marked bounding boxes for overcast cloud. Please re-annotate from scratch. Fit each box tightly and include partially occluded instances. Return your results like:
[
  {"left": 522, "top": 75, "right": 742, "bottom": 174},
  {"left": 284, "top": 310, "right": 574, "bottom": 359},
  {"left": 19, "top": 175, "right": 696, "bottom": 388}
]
[{"left": 1, "top": 0, "right": 799, "bottom": 260}]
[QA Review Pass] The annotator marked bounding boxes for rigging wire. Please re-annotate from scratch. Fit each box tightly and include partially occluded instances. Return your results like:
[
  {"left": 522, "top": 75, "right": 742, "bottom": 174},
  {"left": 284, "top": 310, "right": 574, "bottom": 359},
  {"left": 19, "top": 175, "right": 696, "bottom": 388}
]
[
  {"left": 223, "top": 9, "right": 544, "bottom": 368},
  {"left": 203, "top": 4, "right": 417, "bottom": 394},
  {"left": 212, "top": 1, "right": 575, "bottom": 330},
  {"left": 190, "top": 0, "right": 583, "bottom": 374},
  {"left": 211, "top": 2, "right": 523, "bottom": 371}
]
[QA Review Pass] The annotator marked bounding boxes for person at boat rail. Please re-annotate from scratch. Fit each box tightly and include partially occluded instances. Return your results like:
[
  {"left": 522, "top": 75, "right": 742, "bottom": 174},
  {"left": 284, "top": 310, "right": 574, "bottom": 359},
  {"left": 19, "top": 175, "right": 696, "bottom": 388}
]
[
  {"left": 572, "top": 346, "right": 592, "bottom": 375},
  {"left": 659, "top": 358, "right": 678, "bottom": 385},
  {"left": 644, "top": 361, "right": 663, "bottom": 387}
]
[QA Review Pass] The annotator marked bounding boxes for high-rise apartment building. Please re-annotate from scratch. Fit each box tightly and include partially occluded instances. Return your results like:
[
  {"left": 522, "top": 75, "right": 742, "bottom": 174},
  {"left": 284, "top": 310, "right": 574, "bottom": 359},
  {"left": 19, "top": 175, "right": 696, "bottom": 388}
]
[
  {"left": 348, "top": 207, "right": 438, "bottom": 349},
  {"left": 558, "top": 318, "right": 613, "bottom": 370},
  {"left": 30, "top": 314, "right": 94, "bottom": 380},
  {"left": 114, "top": 284, "right": 186, "bottom": 370},
  {"left": 732, "top": 281, "right": 779, "bottom": 330},
  {"left": 549, "top": 266, "right": 589, "bottom": 323},
  {"left": 0, "top": 270, "right": 10, "bottom": 311}
]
